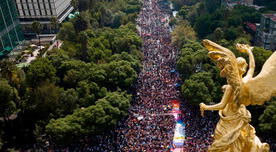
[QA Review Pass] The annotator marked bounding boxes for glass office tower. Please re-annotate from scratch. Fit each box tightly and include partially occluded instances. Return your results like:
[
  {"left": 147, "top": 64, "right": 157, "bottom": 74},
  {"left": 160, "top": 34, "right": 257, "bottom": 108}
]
[{"left": 0, "top": 0, "right": 24, "bottom": 57}]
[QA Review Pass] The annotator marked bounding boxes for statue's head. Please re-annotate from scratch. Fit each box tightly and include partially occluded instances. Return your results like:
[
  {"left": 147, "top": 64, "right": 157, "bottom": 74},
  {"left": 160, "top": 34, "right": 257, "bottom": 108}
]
[{"left": 236, "top": 57, "right": 247, "bottom": 76}]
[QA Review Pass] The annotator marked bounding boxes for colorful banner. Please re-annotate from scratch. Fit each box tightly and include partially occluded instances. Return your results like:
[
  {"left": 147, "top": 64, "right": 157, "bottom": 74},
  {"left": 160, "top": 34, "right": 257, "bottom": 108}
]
[
  {"left": 171, "top": 100, "right": 186, "bottom": 151},
  {"left": 173, "top": 122, "right": 185, "bottom": 147}
]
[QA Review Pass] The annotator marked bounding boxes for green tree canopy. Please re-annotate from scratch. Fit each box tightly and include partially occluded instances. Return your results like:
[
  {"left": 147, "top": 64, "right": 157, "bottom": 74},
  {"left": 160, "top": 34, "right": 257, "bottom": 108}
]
[
  {"left": 181, "top": 72, "right": 217, "bottom": 105},
  {"left": 58, "top": 22, "right": 77, "bottom": 42},
  {"left": 176, "top": 41, "right": 208, "bottom": 79},
  {"left": 252, "top": 47, "right": 273, "bottom": 75},
  {"left": 26, "top": 58, "right": 57, "bottom": 87},
  {"left": 259, "top": 101, "right": 276, "bottom": 134},
  {"left": 109, "top": 52, "right": 141, "bottom": 73},
  {"left": 103, "top": 60, "right": 137, "bottom": 90},
  {"left": 172, "top": 21, "right": 197, "bottom": 47},
  {"left": 0, "top": 79, "right": 18, "bottom": 123},
  {"left": 25, "top": 82, "right": 62, "bottom": 120},
  {"left": 46, "top": 91, "right": 131, "bottom": 144}
]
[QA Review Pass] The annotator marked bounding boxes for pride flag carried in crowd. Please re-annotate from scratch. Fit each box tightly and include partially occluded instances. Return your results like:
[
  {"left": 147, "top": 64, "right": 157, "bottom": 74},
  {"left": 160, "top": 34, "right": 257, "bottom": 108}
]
[{"left": 171, "top": 100, "right": 186, "bottom": 149}]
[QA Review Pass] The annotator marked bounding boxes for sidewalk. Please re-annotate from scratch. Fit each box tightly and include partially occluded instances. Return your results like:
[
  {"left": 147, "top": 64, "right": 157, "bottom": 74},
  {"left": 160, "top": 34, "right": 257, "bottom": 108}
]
[{"left": 42, "top": 40, "right": 63, "bottom": 57}]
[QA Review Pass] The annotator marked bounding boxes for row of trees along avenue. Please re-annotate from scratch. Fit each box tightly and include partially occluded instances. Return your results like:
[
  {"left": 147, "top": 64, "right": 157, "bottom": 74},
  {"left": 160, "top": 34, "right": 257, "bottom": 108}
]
[{"left": 0, "top": 0, "right": 142, "bottom": 150}]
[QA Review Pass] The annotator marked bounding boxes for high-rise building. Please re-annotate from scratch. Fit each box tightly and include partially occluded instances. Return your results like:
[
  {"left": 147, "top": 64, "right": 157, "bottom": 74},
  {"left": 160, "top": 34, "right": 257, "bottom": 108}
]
[
  {"left": 255, "top": 14, "right": 276, "bottom": 50},
  {"left": 15, "top": 0, "right": 73, "bottom": 34},
  {"left": 0, "top": 0, "right": 24, "bottom": 57}
]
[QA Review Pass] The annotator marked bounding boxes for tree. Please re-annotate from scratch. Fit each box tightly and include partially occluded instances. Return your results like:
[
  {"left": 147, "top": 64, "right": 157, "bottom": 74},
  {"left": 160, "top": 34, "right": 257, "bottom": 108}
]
[
  {"left": 73, "top": 14, "right": 89, "bottom": 32},
  {"left": 58, "top": 60, "right": 88, "bottom": 88},
  {"left": 178, "top": 6, "right": 190, "bottom": 19},
  {"left": 57, "top": 41, "right": 81, "bottom": 58},
  {"left": 194, "top": 14, "right": 213, "bottom": 38},
  {"left": 86, "top": 65, "right": 107, "bottom": 85},
  {"left": 57, "top": 89, "right": 79, "bottom": 117},
  {"left": 252, "top": 47, "right": 273, "bottom": 75},
  {"left": 103, "top": 61, "right": 137, "bottom": 90},
  {"left": 210, "top": 27, "right": 224, "bottom": 41},
  {"left": 0, "top": 0, "right": 144, "bottom": 148},
  {"left": 0, "top": 60, "right": 25, "bottom": 88},
  {"left": 87, "top": 37, "right": 112, "bottom": 63},
  {"left": 204, "top": 0, "right": 221, "bottom": 13},
  {"left": 227, "top": 16, "right": 242, "bottom": 27},
  {"left": 46, "top": 50, "right": 70, "bottom": 70},
  {"left": 26, "top": 58, "right": 57, "bottom": 87},
  {"left": 224, "top": 27, "right": 241, "bottom": 40},
  {"left": 57, "top": 22, "right": 77, "bottom": 42},
  {"left": 0, "top": 79, "right": 18, "bottom": 123},
  {"left": 71, "top": 0, "right": 79, "bottom": 10},
  {"left": 176, "top": 41, "right": 208, "bottom": 79},
  {"left": 170, "top": 0, "right": 200, "bottom": 10},
  {"left": 32, "top": 21, "right": 42, "bottom": 47},
  {"left": 181, "top": 72, "right": 217, "bottom": 105},
  {"left": 97, "top": 24, "right": 141, "bottom": 54},
  {"left": 109, "top": 52, "right": 141, "bottom": 73},
  {"left": 76, "top": 81, "right": 106, "bottom": 107},
  {"left": 98, "top": 5, "right": 114, "bottom": 27},
  {"left": 112, "top": 11, "right": 125, "bottom": 28},
  {"left": 172, "top": 21, "right": 197, "bottom": 47},
  {"left": 177, "top": 55, "right": 194, "bottom": 78},
  {"left": 111, "top": 26, "right": 142, "bottom": 54},
  {"left": 259, "top": 100, "right": 276, "bottom": 134},
  {"left": 46, "top": 91, "right": 131, "bottom": 144},
  {"left": 25, "top": 82, "right": 62, "bottom": 120},
  {"left": 234, "top": 36, "right": 251, "bottom": 45},
  {"left": 0, "top": 60, "right": 17, "bottom": 82},
  {"left": 50, "top": 17, "right": 59, "bottom": 34},
  {"left": 77, "top": 30, "right": 95, "bottom": 61}
]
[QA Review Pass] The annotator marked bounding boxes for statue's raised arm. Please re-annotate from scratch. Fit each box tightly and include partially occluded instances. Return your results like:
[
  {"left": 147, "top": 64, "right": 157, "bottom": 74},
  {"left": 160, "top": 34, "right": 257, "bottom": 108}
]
[
  {"left": 236, "top": 43, "right": 255, "bottom": 81},
  {"left": 240, "top": 47, "right": 276, "bottom": 105}
]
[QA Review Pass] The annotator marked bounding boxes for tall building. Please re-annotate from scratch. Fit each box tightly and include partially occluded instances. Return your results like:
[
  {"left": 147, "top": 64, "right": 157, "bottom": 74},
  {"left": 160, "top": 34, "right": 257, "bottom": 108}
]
[
  {"left": 0, "top": 0, "right": 24, "bottom": 57},
  {"left": 15, "top": 0, "right": 73, "bottom": 34},
  {"left": 255, "top": 14, "right": 276, "bottom": 50}
]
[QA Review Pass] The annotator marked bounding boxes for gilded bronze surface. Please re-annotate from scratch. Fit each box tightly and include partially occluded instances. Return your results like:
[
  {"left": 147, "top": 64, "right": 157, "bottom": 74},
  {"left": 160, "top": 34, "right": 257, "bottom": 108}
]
[{"left": 200, "top": 39, "right": 276, "bottom": 152}]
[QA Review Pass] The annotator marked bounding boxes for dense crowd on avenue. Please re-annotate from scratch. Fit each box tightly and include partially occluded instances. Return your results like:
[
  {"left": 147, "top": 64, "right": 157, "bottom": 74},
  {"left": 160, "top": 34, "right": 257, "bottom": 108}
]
[
  {"left": 46, "top": 0, "right": 221, "bottom": 151},
  {"left": 180, "top": 101, "right": 217, "bottom": 151},
  {"left": 84, "top": 0, "right": 217, "bottom": 151},
  {"left": 117, "top": 0, "right": 178, "bottom": 150}
]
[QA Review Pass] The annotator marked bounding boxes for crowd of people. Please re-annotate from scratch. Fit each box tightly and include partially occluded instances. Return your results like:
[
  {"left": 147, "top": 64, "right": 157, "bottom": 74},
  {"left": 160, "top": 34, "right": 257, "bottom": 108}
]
[
  {"left": 116, "top": 0, "right": 179, "bottom": 151},
  {"left": 47, "top": 0, "right": 276, "bottom": 151},
  {"left": 85, "top": 0, "right": 217, "bottom": 151},
  {"left": 180, "top": 101, "right": 217, "bottom": 151}
]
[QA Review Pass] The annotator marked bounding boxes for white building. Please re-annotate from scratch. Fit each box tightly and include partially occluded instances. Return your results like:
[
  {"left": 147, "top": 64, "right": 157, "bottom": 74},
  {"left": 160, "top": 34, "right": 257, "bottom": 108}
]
[{"left": 15, "top": 0, "right": 73, "bottom": 34}]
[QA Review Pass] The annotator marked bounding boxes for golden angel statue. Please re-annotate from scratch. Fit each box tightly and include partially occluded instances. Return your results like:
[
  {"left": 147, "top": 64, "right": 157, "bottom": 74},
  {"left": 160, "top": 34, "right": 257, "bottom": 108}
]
[{"left": 199, "top": 39, "right": 276, "bottom": 152}]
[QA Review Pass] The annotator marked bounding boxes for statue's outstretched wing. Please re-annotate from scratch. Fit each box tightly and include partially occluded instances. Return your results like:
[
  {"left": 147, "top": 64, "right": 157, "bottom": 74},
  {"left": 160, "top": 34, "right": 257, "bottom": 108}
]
[
  {"left": 203, "top": 40, "right": 242, "bottom": 92},
  {"left": 241, "top": 51, "right": 276, "bottom": 105}
]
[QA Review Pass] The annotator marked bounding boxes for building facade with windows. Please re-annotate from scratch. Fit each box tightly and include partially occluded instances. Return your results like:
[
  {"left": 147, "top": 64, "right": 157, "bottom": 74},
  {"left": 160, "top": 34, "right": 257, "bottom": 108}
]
[
  {"left": 15, "top": 0, "right": 73, "bottom": 34},
  {"left": 255, "top": 14, "right": 276, "bottom": 50},
  {"left": 0, "top": 0, "right": 24, "bottom": 57}
]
